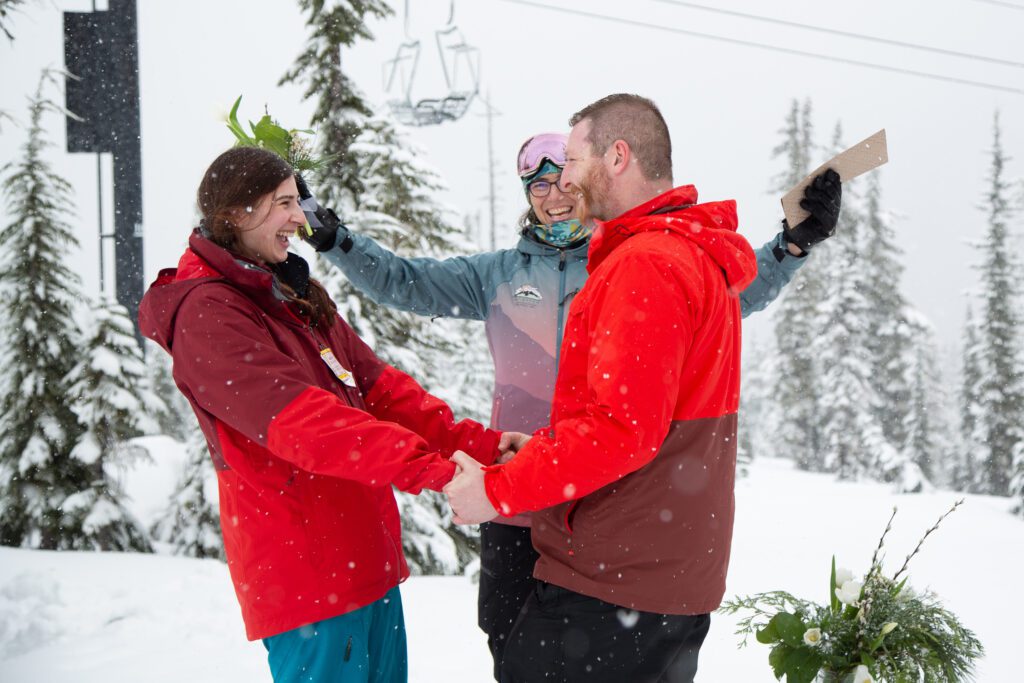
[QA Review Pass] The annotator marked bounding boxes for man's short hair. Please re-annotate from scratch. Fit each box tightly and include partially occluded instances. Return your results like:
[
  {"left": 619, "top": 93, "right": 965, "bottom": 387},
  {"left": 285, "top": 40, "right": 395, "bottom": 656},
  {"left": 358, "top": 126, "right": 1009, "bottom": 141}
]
[{"left": 569, "top": 94, "right": 672, "bottom": 182}]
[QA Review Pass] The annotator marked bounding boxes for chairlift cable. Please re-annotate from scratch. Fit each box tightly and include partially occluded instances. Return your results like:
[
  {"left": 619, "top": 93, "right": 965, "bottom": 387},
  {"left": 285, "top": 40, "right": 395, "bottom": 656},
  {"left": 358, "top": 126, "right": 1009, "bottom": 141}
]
[
  {"left": 650, "top": 0, "right": 1024, "bottom": 70},
  {"left": 496, "top": 0, "right": 1024, "bottom": 96},
  {"left": 971, "top": 0, "right": 1024, "bottom": 10}
]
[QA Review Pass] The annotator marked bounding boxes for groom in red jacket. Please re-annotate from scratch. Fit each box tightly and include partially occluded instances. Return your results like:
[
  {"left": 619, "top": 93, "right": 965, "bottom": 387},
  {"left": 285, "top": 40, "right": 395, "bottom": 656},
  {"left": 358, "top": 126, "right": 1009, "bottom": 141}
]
[{"left": 446, "top": 93, "right": 758, "bottom": 682}]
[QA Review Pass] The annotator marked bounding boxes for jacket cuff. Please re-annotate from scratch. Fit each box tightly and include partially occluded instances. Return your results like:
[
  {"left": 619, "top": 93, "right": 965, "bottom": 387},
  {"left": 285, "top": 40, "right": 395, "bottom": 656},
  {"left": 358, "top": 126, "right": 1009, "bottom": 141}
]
[
  {"left": 410, "top": 458, "right": 458, "bottom": 493},
  {"left": 468, "top": 428, "right": 502, "bottom": 466},
  {"left": 483, "top": 467, "right": 521, "bottom": 518},
  {"left": 771, "top": 232, "right": 808, "bottom": 269}
]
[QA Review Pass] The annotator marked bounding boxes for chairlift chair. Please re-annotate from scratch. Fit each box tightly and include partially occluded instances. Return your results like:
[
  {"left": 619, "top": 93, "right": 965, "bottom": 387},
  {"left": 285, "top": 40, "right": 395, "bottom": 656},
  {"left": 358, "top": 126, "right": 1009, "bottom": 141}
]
[{"left": 383, "top": 0, "right": 480, "bottom": 126}]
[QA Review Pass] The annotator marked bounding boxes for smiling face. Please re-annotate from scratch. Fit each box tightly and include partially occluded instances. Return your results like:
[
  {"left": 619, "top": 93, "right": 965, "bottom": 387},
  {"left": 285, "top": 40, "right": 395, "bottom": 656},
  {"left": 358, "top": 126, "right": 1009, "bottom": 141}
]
[
  {"left": 527, "top": 172, "right": 579, "bottom": 226},
  {"left": 563, "top": 121, "right": 617, "bottom": 222},
  {"left": 565, "top": 119, "right": 618, "bottom": 222},
  {"left": 234, "top": 176, "right": 305, "bottom": 264}
]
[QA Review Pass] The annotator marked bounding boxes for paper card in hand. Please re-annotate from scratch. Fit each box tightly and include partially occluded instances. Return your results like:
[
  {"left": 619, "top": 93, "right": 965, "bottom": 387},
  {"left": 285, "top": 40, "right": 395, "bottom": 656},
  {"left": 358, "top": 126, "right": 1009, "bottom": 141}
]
[{"left": 781, "top": 129, "right": 889, "bottom": 227}]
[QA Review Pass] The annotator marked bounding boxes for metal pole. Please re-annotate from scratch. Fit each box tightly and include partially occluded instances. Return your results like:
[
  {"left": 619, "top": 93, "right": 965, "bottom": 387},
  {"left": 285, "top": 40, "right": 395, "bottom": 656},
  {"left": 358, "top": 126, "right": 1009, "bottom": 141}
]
[
  {"left": 94, "top": 0, "right": 102, "bottom": 297},
  {"left": 110, "top": 0, "right": 144, "bottom": 334},
  {"left": 484, "top": 91, "right": 498, "bottom": 250}
]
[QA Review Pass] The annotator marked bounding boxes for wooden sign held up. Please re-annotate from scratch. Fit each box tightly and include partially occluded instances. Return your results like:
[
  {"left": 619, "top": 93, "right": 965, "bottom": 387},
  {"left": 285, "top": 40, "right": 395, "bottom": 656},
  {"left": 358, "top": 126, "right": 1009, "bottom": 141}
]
[{"left": 781, "top": 129, "right": 889, "bottom": 227}]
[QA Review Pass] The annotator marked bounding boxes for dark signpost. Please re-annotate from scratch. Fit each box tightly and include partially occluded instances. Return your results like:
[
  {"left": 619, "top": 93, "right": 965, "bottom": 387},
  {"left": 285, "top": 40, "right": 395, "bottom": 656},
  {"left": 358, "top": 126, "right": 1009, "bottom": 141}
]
[{"left": 63, "top": 0, "right": 143, "bottom": 331}]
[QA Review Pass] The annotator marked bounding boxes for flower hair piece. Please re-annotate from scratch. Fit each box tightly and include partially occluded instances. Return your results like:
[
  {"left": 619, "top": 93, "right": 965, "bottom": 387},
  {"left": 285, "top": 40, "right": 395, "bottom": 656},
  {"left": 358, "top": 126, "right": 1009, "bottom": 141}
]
[{"left": 224, "top": 95, "right": 327, "bottom": 175}]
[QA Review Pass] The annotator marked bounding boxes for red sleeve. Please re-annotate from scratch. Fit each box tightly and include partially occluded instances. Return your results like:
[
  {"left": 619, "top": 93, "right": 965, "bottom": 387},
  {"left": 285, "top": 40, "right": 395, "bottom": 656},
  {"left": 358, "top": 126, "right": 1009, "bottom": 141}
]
[
  {"left": 483, "top": 251, "right": 696, "bottom": 515},
  {"left": 332, "top": 317, "right": 501, "bottom": 466},
  {"left": 171, "top": 286, "right": 456, "bottom": 493}
]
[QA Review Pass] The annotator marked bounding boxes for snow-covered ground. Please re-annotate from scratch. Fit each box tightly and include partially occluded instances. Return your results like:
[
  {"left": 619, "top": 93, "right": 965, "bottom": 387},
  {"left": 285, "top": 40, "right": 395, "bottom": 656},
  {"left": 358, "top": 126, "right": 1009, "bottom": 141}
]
[{"left": 1, "top": 456, "right": 1020, "bottom": 682}]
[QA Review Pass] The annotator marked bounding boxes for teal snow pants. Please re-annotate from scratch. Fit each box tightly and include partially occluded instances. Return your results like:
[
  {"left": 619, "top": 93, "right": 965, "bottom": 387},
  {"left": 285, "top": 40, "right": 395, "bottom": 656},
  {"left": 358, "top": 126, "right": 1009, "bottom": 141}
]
[{"left": 263, "top": 586, "right": 407, "bottom": 683}]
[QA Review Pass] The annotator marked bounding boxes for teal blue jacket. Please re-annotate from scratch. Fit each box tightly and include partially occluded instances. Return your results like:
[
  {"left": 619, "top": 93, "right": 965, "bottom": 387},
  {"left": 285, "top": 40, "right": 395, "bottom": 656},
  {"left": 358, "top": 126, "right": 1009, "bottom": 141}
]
[{"left": 322, "top": 229, "right": 803, "bottom": 432}]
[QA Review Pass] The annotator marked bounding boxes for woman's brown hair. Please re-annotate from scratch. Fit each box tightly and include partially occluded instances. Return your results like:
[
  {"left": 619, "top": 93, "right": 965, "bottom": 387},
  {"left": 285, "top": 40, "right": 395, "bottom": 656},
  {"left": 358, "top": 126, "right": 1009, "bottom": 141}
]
[{"left": 197, "top": 147, "right": 337, "bottom": 328}]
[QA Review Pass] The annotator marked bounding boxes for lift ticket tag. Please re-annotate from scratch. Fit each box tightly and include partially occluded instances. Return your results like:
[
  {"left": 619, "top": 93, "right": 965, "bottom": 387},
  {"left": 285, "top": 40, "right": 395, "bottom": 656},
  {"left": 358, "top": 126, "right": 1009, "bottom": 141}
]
[
  {"left": 781, "top": 129, "right": 889, "bottom": 228},
  {"left": 320, "top": 348, "right": 357, "bottom": 387}
]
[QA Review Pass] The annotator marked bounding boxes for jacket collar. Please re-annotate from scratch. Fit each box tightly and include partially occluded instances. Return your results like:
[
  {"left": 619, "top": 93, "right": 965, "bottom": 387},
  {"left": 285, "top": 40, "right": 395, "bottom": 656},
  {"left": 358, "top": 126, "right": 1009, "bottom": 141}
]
[
  {"left": 516, "top": 230, "right": 591, "bottom": 258},
  {"left": 586, "top": 185, "right": 756, "bottom": 293},
  {"left": 177, "top": 230, "right": 312, "bottom": 322}
]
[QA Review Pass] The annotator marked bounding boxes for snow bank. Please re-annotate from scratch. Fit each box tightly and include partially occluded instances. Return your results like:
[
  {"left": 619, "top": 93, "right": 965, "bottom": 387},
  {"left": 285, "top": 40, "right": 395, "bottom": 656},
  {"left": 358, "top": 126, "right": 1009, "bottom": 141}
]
[{"left": 1, "top": 458, "right": 1019, "bottom": 682}]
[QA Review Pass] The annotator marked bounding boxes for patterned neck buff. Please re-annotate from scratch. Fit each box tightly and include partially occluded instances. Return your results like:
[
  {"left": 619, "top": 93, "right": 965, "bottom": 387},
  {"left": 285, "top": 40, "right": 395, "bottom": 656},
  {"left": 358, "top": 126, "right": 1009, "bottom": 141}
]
[{"left": 529, "top": 219, "right": 592, "bottom": 248}]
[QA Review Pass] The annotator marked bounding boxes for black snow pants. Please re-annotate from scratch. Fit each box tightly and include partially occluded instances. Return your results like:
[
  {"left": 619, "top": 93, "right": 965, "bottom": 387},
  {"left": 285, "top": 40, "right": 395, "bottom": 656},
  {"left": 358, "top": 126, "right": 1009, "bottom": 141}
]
[
  {"left": 478, "top": 522, "right": 540, "bottom": 681},
  {"left": 499, "top": 581, "right": 711, "bottom": 683}
]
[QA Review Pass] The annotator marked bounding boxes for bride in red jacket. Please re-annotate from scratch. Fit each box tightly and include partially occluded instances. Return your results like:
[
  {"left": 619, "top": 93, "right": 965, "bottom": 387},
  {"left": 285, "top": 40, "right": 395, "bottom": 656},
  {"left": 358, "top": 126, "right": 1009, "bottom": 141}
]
[{"left": 139, "top": 146, "right": 500, "bottom": 683}]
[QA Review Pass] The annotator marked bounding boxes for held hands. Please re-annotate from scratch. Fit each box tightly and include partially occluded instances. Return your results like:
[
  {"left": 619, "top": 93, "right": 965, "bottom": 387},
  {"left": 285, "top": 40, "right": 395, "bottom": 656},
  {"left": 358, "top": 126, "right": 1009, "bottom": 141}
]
[
  {"left": 443, "top": 433, "right": 531, "bottom": 523},
  {"left": 295, "top": 174, "right": 345, "bottom": 252},
  {"left": 497, "top": 431, "right": 531, "bottom": 464},
  {"left": 783, "top": 168, "right": 842, "bottom": 253},
  {"left": 444, "top": 451, "right": 499, "bottom": 525}
]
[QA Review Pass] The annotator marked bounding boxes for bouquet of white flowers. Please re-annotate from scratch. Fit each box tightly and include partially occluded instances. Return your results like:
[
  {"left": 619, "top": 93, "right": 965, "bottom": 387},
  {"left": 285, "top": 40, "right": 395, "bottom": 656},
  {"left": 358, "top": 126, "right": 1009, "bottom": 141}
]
[{"left": 720, "top": 501, "right": 983, "bottom": 683}]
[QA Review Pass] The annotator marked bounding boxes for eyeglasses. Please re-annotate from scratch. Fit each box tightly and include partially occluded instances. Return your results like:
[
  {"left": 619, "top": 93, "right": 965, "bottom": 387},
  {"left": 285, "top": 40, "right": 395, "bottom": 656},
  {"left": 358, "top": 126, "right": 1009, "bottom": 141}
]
[
  {"left": 517, "top": 133, "right": 568, "bottom": 178},
  {"left": 527, "top": 176, "right": 570, "bottom": 198}
]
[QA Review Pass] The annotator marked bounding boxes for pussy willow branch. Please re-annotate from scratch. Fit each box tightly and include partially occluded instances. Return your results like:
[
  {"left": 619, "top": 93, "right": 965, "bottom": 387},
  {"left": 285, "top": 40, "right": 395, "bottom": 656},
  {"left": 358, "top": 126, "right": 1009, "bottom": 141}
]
[
  {"left": 856, "top": 506, "right": 897, "bottom": 650},
  {"left": 867, "top": 506, "right": 898, "bottom": 583},
  {"left": 892, "top": 499, "right": 964, "bottom": 584}
]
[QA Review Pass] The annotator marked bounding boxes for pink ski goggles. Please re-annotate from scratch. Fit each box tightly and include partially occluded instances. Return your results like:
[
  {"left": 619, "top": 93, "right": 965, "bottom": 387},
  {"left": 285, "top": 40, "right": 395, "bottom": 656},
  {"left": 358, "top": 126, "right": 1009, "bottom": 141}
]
[{"left": 517, "top": 132, "right": 568, "bottom": 179}]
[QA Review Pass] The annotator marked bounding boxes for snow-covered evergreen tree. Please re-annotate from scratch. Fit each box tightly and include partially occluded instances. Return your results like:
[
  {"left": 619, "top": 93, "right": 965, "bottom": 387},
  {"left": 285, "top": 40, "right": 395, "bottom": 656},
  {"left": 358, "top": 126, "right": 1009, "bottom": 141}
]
[
  {"left": 59, "top": 297, "right": 166, "bottom": 550},
  {"left": 954, "top": 305, "right": 983, "bottom": 492},
  {"left": 145, "top": 341, "right": 193, "bottom": 442},
  {"left": 971, "top": 113, "right": 1024, "bottom": 497},
  {"left": 283, "top": 4, "right": 488, "bottom": 572},
  {"left": 67, "top": 298, "right": 163, "bottom": 458},
  {"left": 770, "top": 99, "right": 827, "bottom": 471},
  {"left": 1013, "top": 445, "right": 1024, "bottom": 518},
  {"left": 151, "top": 425, "right": 223, "bottom": 560},
  {"left": 343, "top": 112, "right": 491, "bottom": 574},
  {"left": 0, "top": 0, "right": 26, "bottom": 41},
  {"left": 770, "top": 99, "right": 813, "bottom": 194},
  {"left": 900, "top": 312, "right": 950, "bottom": 490},
  {"left": 816, "top": 176, "right": 900, "bottom": 482},
  {"left": 738, "top": 332, "right": 776, "bottom": 473},
  {"left": 280, "top": 0, "right": 391, "bottom": 213},
  {"left": 860, "top": 173, "right": 915, "bottom": 449},
  {"left": 0, "top": 71, "right": 136, "bottom": 550}
]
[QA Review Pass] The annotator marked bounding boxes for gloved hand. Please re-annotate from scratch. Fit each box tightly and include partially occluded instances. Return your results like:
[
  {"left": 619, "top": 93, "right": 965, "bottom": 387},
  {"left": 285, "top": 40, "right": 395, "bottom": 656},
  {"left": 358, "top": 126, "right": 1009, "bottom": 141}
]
[
  {"left": 295, "top": 174, "right": 346, "bottom": 252},
  {"left": 783, "top": 168, "right": 842, "bottom": 253}
]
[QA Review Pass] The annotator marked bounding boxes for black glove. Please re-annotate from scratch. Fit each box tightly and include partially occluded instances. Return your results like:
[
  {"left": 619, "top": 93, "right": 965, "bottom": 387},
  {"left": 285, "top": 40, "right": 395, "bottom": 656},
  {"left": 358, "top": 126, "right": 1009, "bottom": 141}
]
[
  {"left": 783, "top": 168, "right": 841, "bottom": 253},
  {"left": 295, "top": 174, "right": 347, "bottom": 252}
]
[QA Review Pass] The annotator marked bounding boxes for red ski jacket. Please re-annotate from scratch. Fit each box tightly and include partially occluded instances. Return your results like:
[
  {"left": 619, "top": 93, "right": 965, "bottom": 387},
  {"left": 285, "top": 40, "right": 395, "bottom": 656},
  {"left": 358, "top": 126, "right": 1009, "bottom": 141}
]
[
  {"left": 139, "top": 231, "right": 500, "bottom": 640},
  {"left": 484, "top": 185, "right": 757, "bottom": 615}
]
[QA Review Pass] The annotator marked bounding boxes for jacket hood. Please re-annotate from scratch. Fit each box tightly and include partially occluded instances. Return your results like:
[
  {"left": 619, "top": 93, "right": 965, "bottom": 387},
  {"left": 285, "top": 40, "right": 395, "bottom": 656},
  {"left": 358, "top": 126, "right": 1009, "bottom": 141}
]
[
  {"left": 138, "top": 229, "right": 287, "bottom": 353},
  {"left": 587, "top": 185, "right": 757, "bottom": 292}
]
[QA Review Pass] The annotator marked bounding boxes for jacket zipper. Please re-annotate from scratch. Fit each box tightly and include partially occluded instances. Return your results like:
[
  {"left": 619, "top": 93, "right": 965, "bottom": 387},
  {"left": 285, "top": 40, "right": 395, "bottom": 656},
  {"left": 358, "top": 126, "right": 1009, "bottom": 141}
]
[
  {"left": 563, "top": 499, "right": 579, "bottom": 557},
  {"left": 555, "top": 248, "right": 579, "bottom": 555},
  {"left": 554, "top": 249, "right": 568, "bottom": 373},
  {"left": 383, "top": 519, "right": 402, "bottom": 583}
]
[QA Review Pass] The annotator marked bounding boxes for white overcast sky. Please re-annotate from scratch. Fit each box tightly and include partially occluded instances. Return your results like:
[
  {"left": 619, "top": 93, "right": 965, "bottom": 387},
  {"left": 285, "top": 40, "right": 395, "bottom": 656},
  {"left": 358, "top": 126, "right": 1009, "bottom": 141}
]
[{"left": 2, "top": 0, "right": 1023, "bottom": 358}]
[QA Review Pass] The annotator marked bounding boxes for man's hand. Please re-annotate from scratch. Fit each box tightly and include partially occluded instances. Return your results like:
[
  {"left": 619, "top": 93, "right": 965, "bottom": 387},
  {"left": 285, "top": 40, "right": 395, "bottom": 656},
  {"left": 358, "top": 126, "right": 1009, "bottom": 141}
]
[
  {"left": 444, "top": 451, "right": 499, "bottom": 524},
  {"left": 783, "top": 168, "right": 842, "bottom": 253},
  {"left": 497, "top": 431, "right": 531, "bottom": 464},
  {"left": 295, "top": 174, "right": 345, "bottom": 252}
]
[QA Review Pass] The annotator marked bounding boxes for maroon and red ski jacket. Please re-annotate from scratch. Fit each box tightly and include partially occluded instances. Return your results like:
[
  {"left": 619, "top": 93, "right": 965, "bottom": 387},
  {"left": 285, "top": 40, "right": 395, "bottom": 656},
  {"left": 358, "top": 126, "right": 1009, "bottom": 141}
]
[
  {"left": 139, "top": 231, "right": 500, "bottom": 640},
  {"left": 483, "top": 185, "right": 757, "bottom": 615}
]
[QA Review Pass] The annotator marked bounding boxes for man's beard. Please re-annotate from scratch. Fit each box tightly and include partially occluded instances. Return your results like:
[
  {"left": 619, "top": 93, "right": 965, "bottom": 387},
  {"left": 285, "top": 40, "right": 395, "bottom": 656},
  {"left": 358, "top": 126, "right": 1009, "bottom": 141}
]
[{"left": 575, "top": 162, "right": 614, "bottom": 223}]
